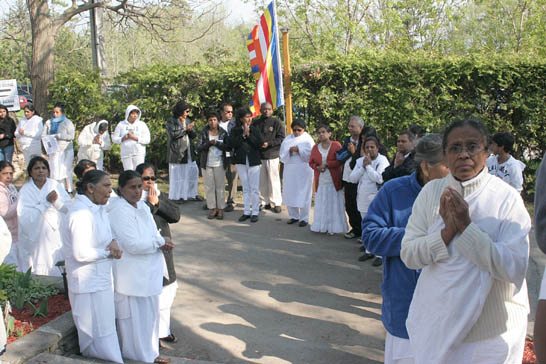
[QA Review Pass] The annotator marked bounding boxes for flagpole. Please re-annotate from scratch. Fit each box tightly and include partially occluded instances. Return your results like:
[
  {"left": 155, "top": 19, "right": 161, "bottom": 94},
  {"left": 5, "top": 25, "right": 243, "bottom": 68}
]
[{"left": 281, "top": 27, "right": 293, "bottom": 135}]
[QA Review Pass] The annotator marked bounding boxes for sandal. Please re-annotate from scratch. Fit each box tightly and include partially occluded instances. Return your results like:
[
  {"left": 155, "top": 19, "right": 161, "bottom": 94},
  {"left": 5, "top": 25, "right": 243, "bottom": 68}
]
[
  {"left": 160, "top": 334, "right": 178, "bottom": 343},
  {"left": 207, "top": 209, "right": 217, "bottom": 219},
  {"left": 216, "top": 209, "right": 224, "bottom": 220},
  {"left": 154, "top": 356, "right": 171, "bottom": 364}
]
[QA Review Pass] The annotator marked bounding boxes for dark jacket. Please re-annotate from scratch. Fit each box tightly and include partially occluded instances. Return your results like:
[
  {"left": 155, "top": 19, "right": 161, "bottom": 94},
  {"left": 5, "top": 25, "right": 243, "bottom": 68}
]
[
  {"left": 336, "top": 135, "right": 359, "bottom": 185},
  {"left": 228, "top": 124, "right": 264, "bottom": 167},
  {"left": 0, "top": 117, "right": 17, "bottom": 148},
  {"left": 165, "top": 117, "right": 197, "bottom": 164},
  {"left": 145, "top": 193, "right": 180, "bottom": 286},
  {"left": 382, "top": 152, "right": 418, "bottom": 183},
  {"left": 252, "top": 116, "right": 285, "bottom": 159},
  {"left": 197, "top": 126, "right": 228, "bottom": 169}
]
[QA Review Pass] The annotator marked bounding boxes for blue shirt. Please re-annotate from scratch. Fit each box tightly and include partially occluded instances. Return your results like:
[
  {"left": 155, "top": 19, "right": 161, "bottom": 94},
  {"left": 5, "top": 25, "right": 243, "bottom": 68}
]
[{"left": 362, "top": 172, "right": 422, "bottom": 338}]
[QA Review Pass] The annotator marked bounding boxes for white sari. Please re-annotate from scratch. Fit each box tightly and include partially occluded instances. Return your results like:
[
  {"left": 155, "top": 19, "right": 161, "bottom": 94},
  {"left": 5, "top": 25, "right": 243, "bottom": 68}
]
[
  {"left": 280, "top": 132, "right": 315, "bottom": 208},
  {"left": 17, "top": 178, "right": 72, "bottom": 276}
]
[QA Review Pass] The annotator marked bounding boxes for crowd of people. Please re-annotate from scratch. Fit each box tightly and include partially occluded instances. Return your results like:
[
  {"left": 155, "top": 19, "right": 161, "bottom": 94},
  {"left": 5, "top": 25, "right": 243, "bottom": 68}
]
[{"left": 0, "top": 98, "right": 540, "bottom": 364}]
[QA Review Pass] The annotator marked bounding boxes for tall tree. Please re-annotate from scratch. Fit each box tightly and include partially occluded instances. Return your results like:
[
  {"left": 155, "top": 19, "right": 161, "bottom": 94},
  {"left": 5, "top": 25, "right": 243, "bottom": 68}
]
[{"left": 24, "top": 0, "right": 218, "bottom": 117}]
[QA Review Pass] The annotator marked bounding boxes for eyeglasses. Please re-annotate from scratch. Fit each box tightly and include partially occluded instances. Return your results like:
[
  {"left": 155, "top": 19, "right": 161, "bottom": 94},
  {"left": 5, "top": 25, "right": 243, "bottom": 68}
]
[
  {"left": 293, "top": 128, "right": 303, "bottom": 132},
  {"left": 142, "top": 176, "right": 157, "bottom": 181},
  {"left": 446, "top": 143, "right": 484, "bottom": 156}
]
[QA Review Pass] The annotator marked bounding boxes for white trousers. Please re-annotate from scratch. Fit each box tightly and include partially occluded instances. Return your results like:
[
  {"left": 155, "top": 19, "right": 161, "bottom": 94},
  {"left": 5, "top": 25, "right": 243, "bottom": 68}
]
[
  {"left": 236, "top": 162, "right": 260, "bottom": 216},
  {"left": 259, "top": 158, "right": 282, "bottom": 207},
  {"left": 385, "top": 332, "right": 414, "bottom": 364},
  {"left": 21, "top": 144, "right": 42, "bottom": 167},
  {"left": 287, "top": 206, "right": 310, "bottom": 222},
  {"left": 115, "top": 293, "right": 160, "bottom": 363},
  {"left": 121, "top": 154, "right": 145, "bottom": 171},
  {"left": 169, "top": 162, "right": 198, "bottom": 200},
  {"left": 70, "top": 289, "right": 123, "bottom": 363},
  {"left": 158, "top": 281, "right": 178, "bottom": 338},
  {"left": 203, "top": 166, "right": 226, "bottom": 209}
]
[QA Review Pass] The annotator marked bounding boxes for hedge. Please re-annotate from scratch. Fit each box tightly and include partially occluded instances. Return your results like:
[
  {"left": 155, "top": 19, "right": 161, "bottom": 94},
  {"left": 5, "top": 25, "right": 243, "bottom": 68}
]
[{"left": 48, "top": 53, "right": 546, "bottom": 194}]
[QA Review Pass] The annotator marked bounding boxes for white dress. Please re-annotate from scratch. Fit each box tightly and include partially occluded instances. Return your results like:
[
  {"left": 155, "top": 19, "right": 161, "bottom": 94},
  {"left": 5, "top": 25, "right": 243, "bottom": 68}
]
[
  {"left": 42, "top": 118, "right": 75, "bottom": 189},
  {"left": 280, "top": 133, "right": 315, "bottom": 210},
  {"left": 17, "top": 178, "right": 71, "bottom": 276},
  {"left": 77, "top": 120, "right": 112, "bottom": 170},
  {"left": 0, "top": 218, "right": 11, "bottom": 354},
  {"left": 169, "top": 118, "right": 198, "bottom": 200},
  {"left": 15, "top": 114, "right": 43, "bottom": 166},
  {"left": 348, "top": 154, "right": 390, "bottom": 216},
  {"left": 310, "top": 144, "right": 348, "bottom": 234},
  {"left": 62, "top": 194, "right": 122, "bottom": 363},
  {"left": 109, "top": 198, "right": 165, "bottom": 363}
]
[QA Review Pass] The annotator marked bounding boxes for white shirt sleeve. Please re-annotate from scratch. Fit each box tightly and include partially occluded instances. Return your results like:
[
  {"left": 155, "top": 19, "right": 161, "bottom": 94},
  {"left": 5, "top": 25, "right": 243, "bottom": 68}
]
[
  {"left": 67, "top": 210, "right": 109, "bottom": 263},
  {"left": 138, "top": 122, "right": 150, "bottom": 145},
  {"left": 401, "top": 185, "right": 450, "bottom": 269}
]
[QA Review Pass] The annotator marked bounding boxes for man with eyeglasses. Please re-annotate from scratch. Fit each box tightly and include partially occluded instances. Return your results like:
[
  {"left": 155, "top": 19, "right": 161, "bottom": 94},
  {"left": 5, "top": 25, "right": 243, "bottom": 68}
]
[
  {"left": 382, "top": 130, "right": 418, "bottom": 183},
  {"left": 253, "top": 102, "right": 285, "bottom": 213},
  {"left": 219, "top": 103, "right": 238, "bottom": 212}
]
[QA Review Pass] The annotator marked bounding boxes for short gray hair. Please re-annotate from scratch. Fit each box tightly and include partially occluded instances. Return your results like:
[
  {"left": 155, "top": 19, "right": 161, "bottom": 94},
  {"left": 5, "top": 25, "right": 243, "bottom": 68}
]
[
  {"left": 414, "top": 133, "right": 444, "bottom": 165},
  {"left": 349, "top": 115, "right": 364, "bottom": 128}
]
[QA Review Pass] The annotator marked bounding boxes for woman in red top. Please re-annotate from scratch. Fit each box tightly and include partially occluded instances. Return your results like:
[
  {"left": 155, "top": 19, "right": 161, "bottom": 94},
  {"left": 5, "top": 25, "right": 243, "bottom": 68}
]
[{"left": 309, "top": 125, "right": 348, "bottom": 235}]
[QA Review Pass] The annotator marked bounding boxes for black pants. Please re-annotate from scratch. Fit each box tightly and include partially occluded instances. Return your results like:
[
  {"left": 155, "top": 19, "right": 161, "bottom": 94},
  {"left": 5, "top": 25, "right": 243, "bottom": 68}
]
[{"left": 344, "top": 182, "right": 361, "bottom": 235}]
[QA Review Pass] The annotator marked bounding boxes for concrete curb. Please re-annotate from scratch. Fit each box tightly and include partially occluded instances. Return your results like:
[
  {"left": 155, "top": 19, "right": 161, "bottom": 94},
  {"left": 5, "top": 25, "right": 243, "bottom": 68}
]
[
  {"left": 2, "top": 311, "right": 76, "bottom": 364},
  {"left": 27, "top": 352, "right": 220, "bottom": 364}
]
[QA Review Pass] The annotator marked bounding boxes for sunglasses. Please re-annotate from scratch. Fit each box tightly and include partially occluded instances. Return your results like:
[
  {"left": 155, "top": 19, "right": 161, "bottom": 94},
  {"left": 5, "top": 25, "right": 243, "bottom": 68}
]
[
  {"left": 142, "top": 176, "right": 157, "bottom": 181},
  {"left": 293, "top": 128, "right": 303, "bottom": 132}
]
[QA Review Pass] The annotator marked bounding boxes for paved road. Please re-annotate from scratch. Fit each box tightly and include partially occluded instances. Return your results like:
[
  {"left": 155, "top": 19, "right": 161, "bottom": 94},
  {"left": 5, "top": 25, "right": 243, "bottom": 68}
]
[{"left": 160, "top": 200, "right": 386, "bottom": 364}]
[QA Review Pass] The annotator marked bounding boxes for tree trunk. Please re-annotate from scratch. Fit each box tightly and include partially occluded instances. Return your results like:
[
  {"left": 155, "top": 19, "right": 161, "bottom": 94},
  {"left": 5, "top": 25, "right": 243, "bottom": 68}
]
[{"left": 27, "top": 0, "right": 56, "bottom": 118}]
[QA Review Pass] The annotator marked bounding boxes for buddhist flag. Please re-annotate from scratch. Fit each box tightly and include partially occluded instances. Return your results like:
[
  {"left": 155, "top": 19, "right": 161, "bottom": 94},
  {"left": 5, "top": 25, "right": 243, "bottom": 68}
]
[{"left": 246, "top": 1, "right": 284, "bottom": 116}]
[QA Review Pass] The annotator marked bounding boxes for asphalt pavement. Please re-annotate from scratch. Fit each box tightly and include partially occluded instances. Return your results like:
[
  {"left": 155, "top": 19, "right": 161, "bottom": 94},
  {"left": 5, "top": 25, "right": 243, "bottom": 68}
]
[{"left": 160, "top": 200, "right": 386, "bottom": 364}]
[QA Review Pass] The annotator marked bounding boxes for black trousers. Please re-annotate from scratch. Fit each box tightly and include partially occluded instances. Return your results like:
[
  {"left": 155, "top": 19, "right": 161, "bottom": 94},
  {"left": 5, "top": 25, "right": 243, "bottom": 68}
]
[{"left": 344, "top": 182, "right": 361, "bottom": 235}]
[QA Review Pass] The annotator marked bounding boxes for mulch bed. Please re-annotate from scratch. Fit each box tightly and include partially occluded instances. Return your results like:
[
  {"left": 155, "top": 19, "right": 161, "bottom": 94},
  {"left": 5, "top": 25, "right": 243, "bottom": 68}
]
[
  {"left": 7, "top": 293, "right": 71, "bottom": 344},
  {"left": 524, "top": 339, "right": 537, "bottom": 364}
]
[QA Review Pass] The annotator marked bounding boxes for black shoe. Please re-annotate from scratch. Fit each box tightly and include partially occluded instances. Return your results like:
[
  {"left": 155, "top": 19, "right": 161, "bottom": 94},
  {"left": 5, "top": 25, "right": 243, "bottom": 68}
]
[
  {"left": 298, "top": 220, "right": 308, "bottom": 227},
  {"left": 238, "top": 214, "right": 251, "bottom": 222},
  {"left": 372, "top": 257, "right": 383, "bottom": 267},
  {"left": 224, "top": 204, "right": 234, "bottom": 212},
  {"left": 272, "top": 206, "right": 282, "bottom": 213},
  {"left": 264, "top": 204, "right": 271, "bottom": 210},
  {"left": 359, "top": 246, "right": 366, "bottom": 252},
  {"left": 287, "top": 218, "right": 299, "bottom": 224},
  {"left": 250, "top": 215, "right": 259, "bottom": 223},
  {"left": 202, "top": 204, "right": 208, "bottom": 210},
  {"left": 358, "top": 253, "right": 375, "bottom": 262}
]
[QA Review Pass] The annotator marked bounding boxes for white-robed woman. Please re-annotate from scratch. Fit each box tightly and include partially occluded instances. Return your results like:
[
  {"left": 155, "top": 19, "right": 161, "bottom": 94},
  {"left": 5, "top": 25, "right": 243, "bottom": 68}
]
[
  {"left": 166, "top": 101, "right": 201, "bottom": 202},
  {"left": 109, "top": 170, "right": 173, "bottom": 364},
  {"left": 0, "top": 217, "right": 11, "bottom": 355},
  {"left": 112, "top": 105, "right": 150, "bottom": 171},
  {"left": 78, "top": 119, "right": 112, "bottom": 170},
  {"left": 348, "top": 136, "right": 390, "bottom": 266},
  {"left": 17, "top": 156, "right": 71, "bottom": 276},
  {"left": 0, "top": 161, "right": 19, "bottom": 267},
  {"left": 62, "top": 170, "right": 123, "bottom": 363},
  {"left": 280, "top": 119, "right": 314, "bottom": 227},
  {"left": 42, "top": 102, "right": 75, "bottom": 192},
  {"left": 15, "top": 103, "right": 43, "bottom": 166},
  {"left": 401, "top": 118, "right": 531, "bottom": 364}
]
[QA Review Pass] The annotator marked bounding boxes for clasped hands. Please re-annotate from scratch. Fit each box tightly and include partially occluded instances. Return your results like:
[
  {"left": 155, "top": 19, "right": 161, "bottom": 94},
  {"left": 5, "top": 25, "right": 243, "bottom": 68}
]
[
  {"left": 439, "top": 186, "right": 471, "bottom": 245},
  {"left": 106, "top": 239, "right": 123, "bottom": 259},
  {"left": 161, "top": 237, "right": 175, "bottom": 253}
]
